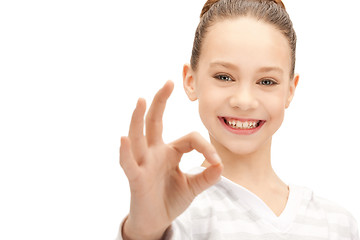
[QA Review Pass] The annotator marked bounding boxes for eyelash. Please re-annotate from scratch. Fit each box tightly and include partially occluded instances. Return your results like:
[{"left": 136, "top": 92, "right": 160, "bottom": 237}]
[
  {"left": 258, "top": 79, "right": 278, "bottom": 86},
  {"left": 214, "top": 74, "right": 234, "bottom": 82},
  {"left": 214, "top": 74, "right": 278, "bottom": 86}
]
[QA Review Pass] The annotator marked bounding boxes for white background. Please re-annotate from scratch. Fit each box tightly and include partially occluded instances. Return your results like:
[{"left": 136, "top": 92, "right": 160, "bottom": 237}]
[{"left": 1, "top": 0, "right": 359, "bottom": 239}]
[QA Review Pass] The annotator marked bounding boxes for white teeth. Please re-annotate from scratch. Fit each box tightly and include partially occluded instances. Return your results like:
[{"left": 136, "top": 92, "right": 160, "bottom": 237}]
[{"left": 225, "top": 119, "right": 259, "bottom": 129}]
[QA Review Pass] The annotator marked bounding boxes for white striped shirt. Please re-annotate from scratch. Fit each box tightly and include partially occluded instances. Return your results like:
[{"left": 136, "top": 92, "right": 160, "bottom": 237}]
[
  {"left": 164, "top": 168, "right": 359, "bottom": 239},
  {"left": 118, "top": 168, "right": 359, "bottom": 240}
]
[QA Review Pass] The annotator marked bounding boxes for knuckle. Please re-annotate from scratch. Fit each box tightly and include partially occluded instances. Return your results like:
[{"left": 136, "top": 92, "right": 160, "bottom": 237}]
[
  {"left": 119, "top": 151, "right": 126, "bottom": 166},
  {"left": 145, "top": 115, "right": 160, "bottom": 126},
  {"left": 188, "top": 131, "right": 207, "bottom": 148},
  {"left": 145, "top": 114, "right": 153, "bottom": 123},
  {"left": 119, "top": 157, "right": 125, "bottom": 169},
  {"left": 188, "top": 131, "right": 200, "bottom": 139}
]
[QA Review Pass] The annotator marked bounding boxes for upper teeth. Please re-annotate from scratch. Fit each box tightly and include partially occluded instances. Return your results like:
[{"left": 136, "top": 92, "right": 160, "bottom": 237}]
[{"left": 226, "top": 119, "right": 259, "bottom": 129}]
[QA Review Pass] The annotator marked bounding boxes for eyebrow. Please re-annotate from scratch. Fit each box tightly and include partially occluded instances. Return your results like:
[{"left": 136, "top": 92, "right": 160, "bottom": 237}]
[
  {"left": 209, "top": 61, "right": 284, "bottom": 74},
  {"left": 257, "top": 66, "right": 284, "bottom": 74},
  {"left": 209, "top": 61, "right": 239, "bottom": 70}
]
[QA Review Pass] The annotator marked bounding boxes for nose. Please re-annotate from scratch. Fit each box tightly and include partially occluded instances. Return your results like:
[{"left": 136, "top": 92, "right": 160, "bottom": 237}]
[{"left": 229, "top": 84, "right": 259, "bottom": 111}]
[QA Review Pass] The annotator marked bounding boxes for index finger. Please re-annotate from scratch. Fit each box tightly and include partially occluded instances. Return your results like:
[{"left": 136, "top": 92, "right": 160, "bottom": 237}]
[
  {"left": 170, "top": 132, "right": 222, "bottom": 166},
  {"left": 145, "top": 80, "right": 174, "bottom": 145}
]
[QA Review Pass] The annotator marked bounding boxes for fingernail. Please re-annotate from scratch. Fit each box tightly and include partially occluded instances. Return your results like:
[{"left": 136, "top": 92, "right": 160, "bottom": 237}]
[{"left": 212, "top": 153, "right": 222, "bottom": 164}]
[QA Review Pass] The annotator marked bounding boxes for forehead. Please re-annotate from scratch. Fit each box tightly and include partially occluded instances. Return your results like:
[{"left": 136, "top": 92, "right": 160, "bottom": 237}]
[{"left": 199, "top": 17, "right": 291, "bottom": 73}]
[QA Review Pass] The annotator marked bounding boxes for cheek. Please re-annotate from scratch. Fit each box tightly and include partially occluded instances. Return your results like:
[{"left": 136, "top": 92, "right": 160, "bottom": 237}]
[
  {"left": 197, "top": 82, "right": 221, "bottom": 108},
  {"left": 262, "top": 90, "right": 287, "bottom": 123},
  {"left": 198, "top": 88, "right": 217, "bottom": 118},
  {"left": 197, "top": 84, "right": 224, "bottom": 127}
]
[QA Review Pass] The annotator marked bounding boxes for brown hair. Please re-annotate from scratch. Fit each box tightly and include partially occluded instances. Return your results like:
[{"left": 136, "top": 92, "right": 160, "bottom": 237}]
[{"left": 191, "top": 0, "right": 296, "bottom": 78}]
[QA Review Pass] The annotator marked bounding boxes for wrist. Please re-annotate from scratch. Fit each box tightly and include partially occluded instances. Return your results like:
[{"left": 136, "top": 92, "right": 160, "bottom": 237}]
[{"left": 122, "top": 216, "right": 168, "bottom": 240}]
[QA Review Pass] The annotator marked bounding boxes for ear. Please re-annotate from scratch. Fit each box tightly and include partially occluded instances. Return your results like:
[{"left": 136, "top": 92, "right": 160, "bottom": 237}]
[
  {"left": 183, "top": 64, "right": 198, "bottom": 101},
  {"left": 285, "top": 74, "right": 299, "bottom": 109}
]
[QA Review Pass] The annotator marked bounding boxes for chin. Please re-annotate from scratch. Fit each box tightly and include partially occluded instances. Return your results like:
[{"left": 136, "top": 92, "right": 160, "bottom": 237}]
[
  {"left": 210, "top": 134, "right": 269, "bottom": 157},
  {"left": 224, "top": 141, "right": 263, "bottom": 156}
]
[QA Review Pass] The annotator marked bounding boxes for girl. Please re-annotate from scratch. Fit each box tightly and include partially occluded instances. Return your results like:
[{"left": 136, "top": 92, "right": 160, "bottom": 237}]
[{"left": 118, "top": 0, "right": 359, "bottom": 239}]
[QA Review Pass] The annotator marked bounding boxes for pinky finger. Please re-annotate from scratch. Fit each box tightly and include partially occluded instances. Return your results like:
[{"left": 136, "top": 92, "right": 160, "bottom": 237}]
[{"left": 120, "top": 137, "right": 139, "bottom": 181}]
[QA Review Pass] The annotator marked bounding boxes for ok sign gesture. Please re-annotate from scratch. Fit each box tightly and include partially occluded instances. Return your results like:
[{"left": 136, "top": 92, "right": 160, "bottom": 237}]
[{"left": 120, "top": 81, "right": 223, "bottom": 240}]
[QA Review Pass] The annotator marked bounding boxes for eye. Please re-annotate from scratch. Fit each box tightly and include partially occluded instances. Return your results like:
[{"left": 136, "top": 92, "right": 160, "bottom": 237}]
[
  {"left": 258, "top": 79, "right": 278, "bottom": 86},
  {"left": 214, "top": 74, "right": 234, "bottom": 82}
]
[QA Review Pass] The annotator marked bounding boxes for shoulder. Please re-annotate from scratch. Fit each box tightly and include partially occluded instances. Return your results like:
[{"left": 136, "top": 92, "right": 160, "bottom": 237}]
[
  {"left": 315, "top": 194, "right": 358, "bottom": 233},
  {"left": 295, "top": 184, "right": 359, "bottom": 239},
  {"left": 311, "top": 188, "right": 357, "bottom": 223}
]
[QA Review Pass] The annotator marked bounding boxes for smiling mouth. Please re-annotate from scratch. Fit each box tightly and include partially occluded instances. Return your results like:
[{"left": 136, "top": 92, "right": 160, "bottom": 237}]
[{"left": 221, "top": 117, "right": 264, "bottom": 130}]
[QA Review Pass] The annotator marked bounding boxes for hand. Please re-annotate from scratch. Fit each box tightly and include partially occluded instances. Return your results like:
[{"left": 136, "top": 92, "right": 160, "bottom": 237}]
[{"left": 120, "top": 81, "right": 223, "bottom": 240}]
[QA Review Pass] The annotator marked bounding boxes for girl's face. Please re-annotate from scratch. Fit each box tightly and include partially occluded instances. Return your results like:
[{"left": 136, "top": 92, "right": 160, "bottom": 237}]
[{"left": 184, "top": 17, "right": 299, "bottom": 156}]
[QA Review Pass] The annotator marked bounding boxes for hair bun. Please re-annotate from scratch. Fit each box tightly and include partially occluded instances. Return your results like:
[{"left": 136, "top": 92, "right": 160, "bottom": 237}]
[
  {"left": 271, "top": 0, "right": 286, "bottom": 9},
  {"left": 200, "top": 0, "right": 220, "bottom": 18}
]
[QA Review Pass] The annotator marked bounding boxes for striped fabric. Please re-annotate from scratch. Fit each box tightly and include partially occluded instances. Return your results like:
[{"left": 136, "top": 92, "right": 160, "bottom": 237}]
[
  {"left": 117, "top": 167, "right": 359, "bottom": 240},
  {"left": 164, "top": 168, "right": 359, "bottom": 240}
]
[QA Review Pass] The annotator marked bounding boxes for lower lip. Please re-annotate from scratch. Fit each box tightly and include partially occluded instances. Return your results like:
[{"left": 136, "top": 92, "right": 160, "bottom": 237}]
[{"left": 218, "top": 117, "right": 265, "bottom": 135}]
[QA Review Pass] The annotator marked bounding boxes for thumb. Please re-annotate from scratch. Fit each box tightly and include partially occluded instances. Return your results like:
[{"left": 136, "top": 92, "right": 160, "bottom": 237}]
[{"left": 187, "top": 163, "right": 223, "bottom": 197}]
